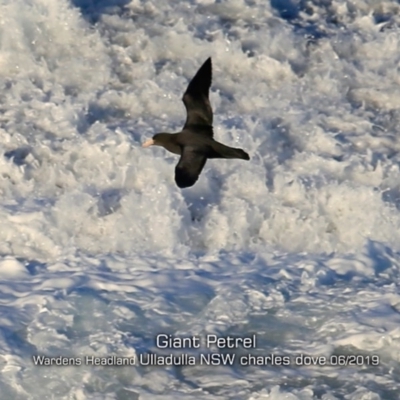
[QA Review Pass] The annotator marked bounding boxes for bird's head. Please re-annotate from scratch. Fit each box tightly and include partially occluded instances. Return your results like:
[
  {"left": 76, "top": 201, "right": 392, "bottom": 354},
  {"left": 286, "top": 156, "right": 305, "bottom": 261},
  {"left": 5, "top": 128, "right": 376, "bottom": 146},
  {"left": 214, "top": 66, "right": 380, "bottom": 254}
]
[{"left": 142, "top": 133, "right": 169, "bottom": 148}]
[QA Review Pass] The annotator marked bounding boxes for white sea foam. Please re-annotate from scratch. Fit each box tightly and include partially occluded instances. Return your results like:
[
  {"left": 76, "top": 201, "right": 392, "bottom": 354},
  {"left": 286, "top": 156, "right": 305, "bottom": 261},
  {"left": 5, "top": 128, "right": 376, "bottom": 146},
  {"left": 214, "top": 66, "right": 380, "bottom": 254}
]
[{"left": 0, "top": 0, "right": 400, "bottom": 398}]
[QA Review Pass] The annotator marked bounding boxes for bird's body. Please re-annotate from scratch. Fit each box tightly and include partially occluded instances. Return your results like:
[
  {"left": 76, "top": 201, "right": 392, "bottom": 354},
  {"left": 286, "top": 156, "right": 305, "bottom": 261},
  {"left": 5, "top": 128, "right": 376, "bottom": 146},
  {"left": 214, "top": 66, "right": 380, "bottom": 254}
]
[{"left": 143, "top": 58, "right": 249, "bottom": 188}]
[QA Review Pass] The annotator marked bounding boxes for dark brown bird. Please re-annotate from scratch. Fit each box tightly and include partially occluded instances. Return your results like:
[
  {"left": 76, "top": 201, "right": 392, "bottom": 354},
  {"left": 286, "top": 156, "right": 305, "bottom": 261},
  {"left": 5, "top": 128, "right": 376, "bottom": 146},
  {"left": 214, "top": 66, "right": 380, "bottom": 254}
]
[{"left": 142, "top": 58, "right": 250, "bottom": 188}]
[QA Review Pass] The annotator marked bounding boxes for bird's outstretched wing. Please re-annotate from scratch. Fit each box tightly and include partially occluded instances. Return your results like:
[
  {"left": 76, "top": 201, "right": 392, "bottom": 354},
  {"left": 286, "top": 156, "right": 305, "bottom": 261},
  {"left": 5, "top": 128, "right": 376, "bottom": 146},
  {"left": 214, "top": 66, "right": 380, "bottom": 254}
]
[
  {"left": 182, "top": 57, "right": 213, "bottom": 134},
  {"left": 175, "top": 147, "right": 207, "bottom": 188}
]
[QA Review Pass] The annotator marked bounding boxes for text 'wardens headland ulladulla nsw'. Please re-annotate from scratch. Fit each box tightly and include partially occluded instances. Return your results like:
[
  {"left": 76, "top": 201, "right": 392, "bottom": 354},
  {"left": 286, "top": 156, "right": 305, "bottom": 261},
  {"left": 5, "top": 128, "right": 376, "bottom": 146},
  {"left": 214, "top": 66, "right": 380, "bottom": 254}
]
[{"left": 33, "top": 334, "right": 260, "bottom": 367}]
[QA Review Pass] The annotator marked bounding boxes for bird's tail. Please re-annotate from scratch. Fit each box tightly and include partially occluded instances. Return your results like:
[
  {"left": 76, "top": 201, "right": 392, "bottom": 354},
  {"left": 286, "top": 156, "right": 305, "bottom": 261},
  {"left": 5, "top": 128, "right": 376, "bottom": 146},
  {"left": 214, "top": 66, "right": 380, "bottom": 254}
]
[{"left": 210, "top": 141, "right": 250, "bottom": 160}]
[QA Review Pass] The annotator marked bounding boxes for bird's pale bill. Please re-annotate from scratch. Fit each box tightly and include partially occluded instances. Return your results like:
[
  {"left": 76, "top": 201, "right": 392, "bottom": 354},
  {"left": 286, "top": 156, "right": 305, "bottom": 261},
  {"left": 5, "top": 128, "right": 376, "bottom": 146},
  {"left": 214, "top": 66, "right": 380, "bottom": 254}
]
[{"left": 142, "top": 139, "right": 154, "bottom": 147}]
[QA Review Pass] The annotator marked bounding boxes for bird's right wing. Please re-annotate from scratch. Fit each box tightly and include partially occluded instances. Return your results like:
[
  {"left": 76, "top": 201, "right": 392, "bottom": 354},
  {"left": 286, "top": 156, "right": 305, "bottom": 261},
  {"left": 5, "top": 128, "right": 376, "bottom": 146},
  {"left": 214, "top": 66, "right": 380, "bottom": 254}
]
[
  {"left": 175, "top": 147, "right": 207, "bottom": 188},
  {"left": 182, "top": 58, "right": 213, "bottom": 132}
]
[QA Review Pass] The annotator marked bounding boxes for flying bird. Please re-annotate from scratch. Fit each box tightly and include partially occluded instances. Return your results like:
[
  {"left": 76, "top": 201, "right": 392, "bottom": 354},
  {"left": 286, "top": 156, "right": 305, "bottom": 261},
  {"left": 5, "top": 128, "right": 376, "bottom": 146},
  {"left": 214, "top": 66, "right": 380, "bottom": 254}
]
[{"left": 142, "top": 58, "right": 250, "bottom": 188}]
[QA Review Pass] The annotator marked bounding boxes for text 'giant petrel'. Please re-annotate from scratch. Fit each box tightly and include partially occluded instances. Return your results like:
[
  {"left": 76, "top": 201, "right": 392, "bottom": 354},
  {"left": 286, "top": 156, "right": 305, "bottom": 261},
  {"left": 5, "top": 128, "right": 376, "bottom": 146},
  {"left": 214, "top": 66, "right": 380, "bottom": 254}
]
[{"left": 143, "top": 58, "right": 250, "bottom": 188}]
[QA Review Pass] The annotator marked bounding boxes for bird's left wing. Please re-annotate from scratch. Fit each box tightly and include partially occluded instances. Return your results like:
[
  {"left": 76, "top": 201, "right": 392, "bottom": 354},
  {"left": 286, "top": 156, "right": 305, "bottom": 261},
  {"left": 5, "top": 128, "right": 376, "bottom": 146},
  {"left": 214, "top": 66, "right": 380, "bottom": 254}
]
[
  {"left": 182, "top": 58, "right": 213, "bottom": 133},
  {"left": 175, "top": 147, "right": 207, "bottom": 188}
]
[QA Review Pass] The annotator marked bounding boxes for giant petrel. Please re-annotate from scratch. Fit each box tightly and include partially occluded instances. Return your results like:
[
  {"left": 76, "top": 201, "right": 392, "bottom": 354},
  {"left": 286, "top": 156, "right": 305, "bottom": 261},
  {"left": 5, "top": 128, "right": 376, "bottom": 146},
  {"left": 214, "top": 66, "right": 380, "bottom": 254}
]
[{"left": 142, "top": 58, "right": 250, "bottom": 188}]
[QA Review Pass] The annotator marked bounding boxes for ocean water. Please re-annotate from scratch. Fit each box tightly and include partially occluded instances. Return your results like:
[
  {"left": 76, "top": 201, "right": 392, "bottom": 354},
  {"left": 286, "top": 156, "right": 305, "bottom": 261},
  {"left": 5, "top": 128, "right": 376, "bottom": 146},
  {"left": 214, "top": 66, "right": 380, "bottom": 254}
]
[{"left": 1, "top": 0, "right": 400, "bottom": 398}]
